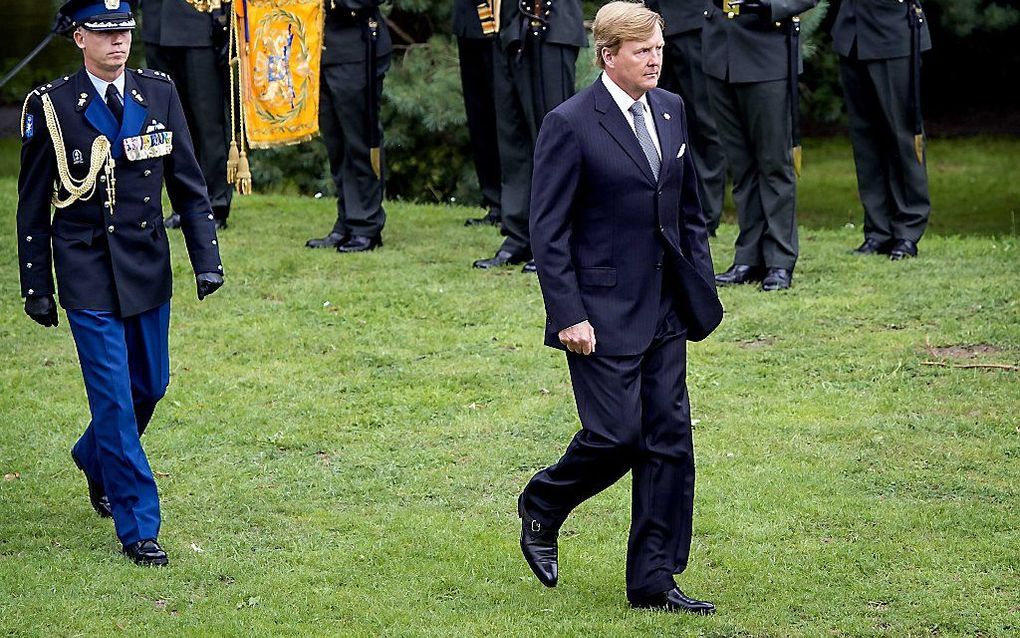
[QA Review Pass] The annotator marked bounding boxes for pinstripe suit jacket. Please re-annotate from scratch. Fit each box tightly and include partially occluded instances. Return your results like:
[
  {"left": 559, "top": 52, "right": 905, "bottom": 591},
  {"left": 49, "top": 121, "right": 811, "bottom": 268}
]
[{"left": 530, "top": 76, "right": 716, "bottom": 357}]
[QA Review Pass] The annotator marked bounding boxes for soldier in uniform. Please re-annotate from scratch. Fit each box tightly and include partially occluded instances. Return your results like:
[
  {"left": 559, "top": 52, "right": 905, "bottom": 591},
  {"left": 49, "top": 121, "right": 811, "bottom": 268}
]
[
  {"left": 703, "top": 0, "right": 817, "bottom": 291},
  {"left": 16, "top": 0, "right": 224, "bottom": 566},
  {"left": 472, "top": 0, "right": 586, "bottom": 272},
  {"left": 305, "top": 0, "right": 392, "bottom": 253},
  {"left": 140, "top": 0, "right": 232, "bottom": 230},
  {"left": 646, "top": 0, "right": 727, "bottom": 234},
  {"left": 454, "top": 0, "right": 503, "bottom": 227},
  {"left": 832, "top": 0, "right": 932, "bottom": 260}
]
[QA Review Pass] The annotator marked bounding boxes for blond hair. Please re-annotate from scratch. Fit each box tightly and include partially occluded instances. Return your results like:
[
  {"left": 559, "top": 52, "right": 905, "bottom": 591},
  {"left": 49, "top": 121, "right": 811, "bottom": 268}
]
[{"left": 592, "top": 1, "right": 664, "bottom": 69}]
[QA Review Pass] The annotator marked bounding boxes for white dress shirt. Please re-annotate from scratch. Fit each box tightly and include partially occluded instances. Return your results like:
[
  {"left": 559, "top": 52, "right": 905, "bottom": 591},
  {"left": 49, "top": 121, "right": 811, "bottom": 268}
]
[
  {"left": 601, "top": 72, "right": 661, "bottom": 160},
  {"left": 86, "top": 68, "right": 126, "bottom": 106}
]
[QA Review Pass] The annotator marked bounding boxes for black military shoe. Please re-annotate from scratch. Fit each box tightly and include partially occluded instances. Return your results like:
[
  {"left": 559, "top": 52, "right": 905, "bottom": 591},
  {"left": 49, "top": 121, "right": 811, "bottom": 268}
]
[
  {"left": 518, "top": 494, "right": 558, "bottom": 587},
  {"left": 71, "top": 450, "right": 112, "bottom": 518},
  {"left": 631, "top": 587, "right": 716, "bottom": 615},
  {"left": 306, "top": 232, "right": 347, "bottom": 249},
  {"left": 337, "top": 235, "right": 382, "bottom": 253},
  {"left": 715, "top": 264, "right": 764, "bottom": 286},
  {"left": 521, "top": 260, "right": 537, "bottom": 274},
  {"left": 889, "top": 239, "right": 918, "bottom": 261},
  {"left": 123, "top": 539, "right": 169, "bottom": 567},
  {"left": 761, "top": 267, "right": 793, "bottom": 291},
  {"left": 852, "top": 237, "right": 892, "bottom": 255},
  {"left": 473, "top": 250, "right": 527, "bottom": 269},
  {"left": 163, "top": 213, "right": 182, "bottom": 229},
  {"left": 464, "top": 206, "right": 501, "bottom": 227}
]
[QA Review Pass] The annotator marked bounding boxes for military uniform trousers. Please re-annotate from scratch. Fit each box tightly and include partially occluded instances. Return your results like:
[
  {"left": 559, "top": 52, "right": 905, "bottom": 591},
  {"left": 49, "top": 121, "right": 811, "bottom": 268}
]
[
  {"left": 457, "top": 36, "right": 502, "bottom": 212},
  {"left": 318, "top": 55, "right": 391, "bottom": 239},
  {"left": 494, "top": 41, "right": 577, "bottom": 258},
  {"left": 839, "top": 54, "right": 930, "bottom": 244},
  {"left": 522, "top": 298, "right": 696, "bottom": 601},
  {"left": 660, "top": 31, "right": 727, "bottom": 232},
  {"left": 68, "top": 302, "right": 170, "bottom": 546},
  {"left": 145, "top": 45, "right": 232, "bottom": 219},
  {"left": 707, "top": 76, "right": 799, "bottom": 270}
]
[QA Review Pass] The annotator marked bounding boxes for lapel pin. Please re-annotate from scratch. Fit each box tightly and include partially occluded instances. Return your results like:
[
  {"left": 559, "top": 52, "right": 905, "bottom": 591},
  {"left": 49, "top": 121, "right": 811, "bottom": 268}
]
[{"left": 663, "top": 112, "right": 671, "bottom": 120}]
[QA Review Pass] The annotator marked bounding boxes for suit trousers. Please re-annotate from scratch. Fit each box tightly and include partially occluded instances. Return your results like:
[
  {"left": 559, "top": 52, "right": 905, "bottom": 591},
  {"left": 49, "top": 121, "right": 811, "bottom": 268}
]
[
  {"left": 320, "top": 56, "right": 391, "bottom": 238},
  {"left": 707, "top": 76, "right": 799, "bottom": 270},
  {"left": 660, "top": 31, "right": 727, "bottom": 232},
  {"left": 523, "top": 309, "right": 696, "bottom": 601},
  {"left": 145, "top": 44, "right": 233, "bottom": 218},
  {"left": 67, "top": 302, "right": 170, "bottom": 546},
  {"left": 457, "top": 36, "right": 502, "bottom": 212},
  {"left": 839, "top": 55, "right": 931, "bottom": 244},
  {"left": 494, "top": 41, "right": 577, "bottom": 258}
]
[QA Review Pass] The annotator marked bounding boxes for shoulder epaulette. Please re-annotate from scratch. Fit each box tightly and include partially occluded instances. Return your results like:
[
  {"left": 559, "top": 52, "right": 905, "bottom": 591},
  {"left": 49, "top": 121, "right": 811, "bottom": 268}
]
[
  {"left": 133, "top": 68, "right": 174, "bottom": 83},
  {"left": 21, "top": 75, "right": 70, "bottom": 139}
]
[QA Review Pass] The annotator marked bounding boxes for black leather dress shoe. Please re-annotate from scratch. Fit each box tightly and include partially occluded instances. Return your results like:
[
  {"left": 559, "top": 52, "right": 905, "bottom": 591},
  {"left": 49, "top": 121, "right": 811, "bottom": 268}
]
[
  {"left": 163, "top": 213, "right": 181, "bottom": 229},
  {"left": 521, "top": 260, "right": 537, "bottom": 274},
  {"left": 337, "top": 234, "right": 382, "bottom": 253},
  {"left": 889, "top": 239, "right": 918, "bottom": 261},
  {"left": 306, "top": 232, "right": 347, "bottom": 249},
  {"left": 71, "top": 450, "right": 112, "bottom": 518},
  {"left": 631, "top": 587, "right": 716, "bottom": 614},
  {"left": 473, "top": 250, "right": 527, "bottom": 269},
  {"left": 761, "top": 267, "right": 793, "bottom": 291},
  {"left": 518, "top": 494, "right": 558, "bottom": 587},
  {"left": 464, "top": 207, "right": 501, "bottom": 227},
  {"left": 123, "top": 539, "right": 169, "bottom": 566},
  {"left": 852, "top": 237, "right": 892, "bottom": 255},
  {"left": 715, "top": 264, "right": 764, "bottom": 286}
]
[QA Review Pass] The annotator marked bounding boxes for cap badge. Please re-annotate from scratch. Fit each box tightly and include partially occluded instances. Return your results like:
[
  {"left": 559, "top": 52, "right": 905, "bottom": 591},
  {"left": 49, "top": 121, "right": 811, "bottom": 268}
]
[{"left": 105, "top": 0, "right": 120, "bottom": 9}]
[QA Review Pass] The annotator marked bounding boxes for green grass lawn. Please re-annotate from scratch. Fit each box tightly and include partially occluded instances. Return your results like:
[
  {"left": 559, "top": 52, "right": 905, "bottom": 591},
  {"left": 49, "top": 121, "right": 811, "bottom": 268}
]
[{"left": 1, "top": 149, "right": 1019, "bottom": 636}]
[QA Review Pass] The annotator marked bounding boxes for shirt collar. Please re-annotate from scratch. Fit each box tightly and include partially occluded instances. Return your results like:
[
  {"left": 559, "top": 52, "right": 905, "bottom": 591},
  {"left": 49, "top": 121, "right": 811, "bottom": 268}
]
[
  {"left": 86, "top": 68, "right": 125, "bottom": 100},
  {"left": 601, "top": 72, "right": 650, "bottom": 117}
]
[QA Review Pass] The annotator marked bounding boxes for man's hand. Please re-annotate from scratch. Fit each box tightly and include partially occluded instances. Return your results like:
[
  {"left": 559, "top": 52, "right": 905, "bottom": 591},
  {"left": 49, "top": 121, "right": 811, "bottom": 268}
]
[
  {"left": 196, "top": 273, "right": 224, "bottom": 301},
  {"left": 25, "top": 295, "right": 58, "bottom": 327},
  {"left": 559, "top": 320, "right": 596, "bottom": 355}
]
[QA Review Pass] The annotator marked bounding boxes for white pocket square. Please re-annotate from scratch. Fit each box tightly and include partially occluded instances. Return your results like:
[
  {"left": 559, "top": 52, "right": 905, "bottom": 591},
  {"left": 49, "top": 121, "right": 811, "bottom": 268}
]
[{"left": 676, "top": 143, "right": 686, "bottom": 159}]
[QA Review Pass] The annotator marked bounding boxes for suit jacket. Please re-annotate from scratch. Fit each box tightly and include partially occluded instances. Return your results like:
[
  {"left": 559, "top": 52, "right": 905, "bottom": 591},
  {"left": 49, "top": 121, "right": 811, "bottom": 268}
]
[
  {"left": 499, "top": 0, "right": 587, "bottom": 51},
  {"left": 702, "top": 0, "right": 818, "bottom": 83},
  {"left": 831, "top": 0, "right": 932, "bottom": 60},
  {"left": 323, "top": 0, "right": 394, "bottom": 65},
  {"left": 140, "top": 0, "right": 218, "bottom": 48},
  {"left": 17, "top": 67, "right": 222, "bottom": 317},
  {"left": 647, "top": 0, "right": 710, "bottom": 37},
  {"left": 530, "top": 77, "right": 717, "bottom": 356}
]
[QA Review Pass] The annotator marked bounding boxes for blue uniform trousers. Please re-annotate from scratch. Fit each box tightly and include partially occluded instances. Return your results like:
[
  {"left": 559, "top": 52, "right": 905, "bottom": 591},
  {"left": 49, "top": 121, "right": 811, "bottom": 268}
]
[{"left": 66, "top": 302, "right": 170, "bottom": 546}]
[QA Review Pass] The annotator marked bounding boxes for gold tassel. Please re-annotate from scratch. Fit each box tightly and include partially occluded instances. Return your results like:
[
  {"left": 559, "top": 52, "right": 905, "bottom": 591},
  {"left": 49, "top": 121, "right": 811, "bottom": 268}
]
[
  {"left": 792, "top": 145, "right": 802, "bottom": 179},
  {"left": 227, "top": 141, "right": 239, "bottom": 184},
  {"left": 370, "top": 147, "right": 381, "bottom": 180},
  {"left": 913, "top": 134, "right": 924, "bottom": 164},
  {"left": 235, "top": 150, "right": 252, "bottom": 195}
]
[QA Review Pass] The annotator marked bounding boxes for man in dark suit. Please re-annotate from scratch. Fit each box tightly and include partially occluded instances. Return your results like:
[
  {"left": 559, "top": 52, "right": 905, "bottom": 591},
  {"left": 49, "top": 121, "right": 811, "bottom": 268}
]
[
  {"left": 703, "top": 0, "right": 817, "bottom": 290},
  {"left": 305, "top": 0, "right": 392, "bottom": 253},
  {"left": 140, "top": 0, "right": 232, "bottom": 229},
  {"left": 646, "top": 0, "right": 727, "bottom": 234},
  {"left": 519, "top": 1, "right": 720, "bottom": 613},
  {"left": 453, "top": 0, "right": 502, "bottom": 227},
  {"left": 832, "top": 0, "right": 932, "bottom": 260},
  {"left": 16, "top": 0, "right": 224, "bottom": 566},
  {"left": 472, "top": 0, "right": 586, "bottom": 272}
]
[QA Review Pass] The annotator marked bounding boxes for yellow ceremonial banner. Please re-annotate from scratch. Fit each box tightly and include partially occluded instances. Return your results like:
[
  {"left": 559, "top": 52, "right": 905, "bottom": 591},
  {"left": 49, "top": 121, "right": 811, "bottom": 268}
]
[{"left": 234, "top": 0, "right": 324, "bottom": 149}]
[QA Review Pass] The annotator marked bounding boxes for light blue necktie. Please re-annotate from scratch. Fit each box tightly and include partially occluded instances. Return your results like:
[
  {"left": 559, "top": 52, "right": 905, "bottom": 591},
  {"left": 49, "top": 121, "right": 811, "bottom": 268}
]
[{"left": 629, "top": 101, "right": 660, "bottom": 180}]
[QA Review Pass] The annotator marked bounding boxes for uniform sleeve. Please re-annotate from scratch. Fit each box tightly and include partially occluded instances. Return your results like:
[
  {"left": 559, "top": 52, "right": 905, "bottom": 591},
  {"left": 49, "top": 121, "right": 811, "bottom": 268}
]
[
  {"left": 770, "top": 0, "right": 819, "bottom": 22},
  {"left": 676, "top": 96, "right": 716, "bottom": 287},
  {"left": 162, "top": 81, "right": 223, "bottom": 276},
  {"left": 16, "top": 94, "right": 56, "bottom": 299}
]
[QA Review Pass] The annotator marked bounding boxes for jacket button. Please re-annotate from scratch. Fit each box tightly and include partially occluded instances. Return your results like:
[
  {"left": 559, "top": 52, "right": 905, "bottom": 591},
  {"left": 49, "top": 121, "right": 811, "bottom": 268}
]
[
  {"left": 143, "top": 169, "right": 152, "bottom": 177},
  {"left": 140, "top": 221, "right": 148, "bottom": 228},
  {"left": 26, "top": 262, "right": 32, "bottom": 269},
  {"left": 99, "top": 175, "right": 106, "bottom": 182},
  {"left": 217, "top": 264, "right": 223, "bottom": 271},
  {"left": 104, "top": 201, "right": 110, "bottom": 208},
  {"left": 143, "top": 196, "right": 151, "bottom": 203},
  {"left": 28, "top": 289, "right": 34, "bottom": 295},
  {"left": 212, "top": 239, "right": 217, "bottom": 245},
  {"left": 208, "top": 213, "right": 214, "bottom": 220},
  {"left": 108, "top": 225, "right": 115, "bottom": 233},
  {"left": 655, "top": 263, "right": 662, "bottom": 271},
  {"left": 26, "top": 235, "right": 32, "bottom": 242}
]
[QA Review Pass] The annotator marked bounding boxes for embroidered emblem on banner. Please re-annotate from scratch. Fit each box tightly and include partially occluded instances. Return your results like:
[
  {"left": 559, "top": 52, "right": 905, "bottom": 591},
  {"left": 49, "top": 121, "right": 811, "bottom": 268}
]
[
  {"left": 24, "top": 114, "right": 34, "bottom": 139},
  {"left": 123, "top": 131, "right": 173, "bottom": 161}
]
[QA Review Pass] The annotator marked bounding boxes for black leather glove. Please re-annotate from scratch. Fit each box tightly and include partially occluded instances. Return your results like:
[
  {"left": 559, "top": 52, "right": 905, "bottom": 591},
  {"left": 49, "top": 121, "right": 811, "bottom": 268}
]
[
  {"left": 25, "top": 295, "right": 58, "bottom": 327},
  {"left": 196, "top": 273, "right": 224, "bottom": 301},
  {"left": 728, "top": 0, "right": 772, "bottom": 14}
]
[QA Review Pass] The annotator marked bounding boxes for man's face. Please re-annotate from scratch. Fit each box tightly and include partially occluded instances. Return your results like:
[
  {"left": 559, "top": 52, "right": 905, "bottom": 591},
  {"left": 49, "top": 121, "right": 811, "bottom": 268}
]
[
  {"left": 74, "top": 28, "right": 132, "bottom": 75},
  {"left": 603, "top": 25, "right": 664, "bottom": 99}
]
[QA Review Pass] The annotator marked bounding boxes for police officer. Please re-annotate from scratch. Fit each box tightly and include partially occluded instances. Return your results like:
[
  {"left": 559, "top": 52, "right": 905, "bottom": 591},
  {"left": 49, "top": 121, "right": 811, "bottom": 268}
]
[
  {"left": 832, "top": 0, "right": 932, "bottom": 260},
  {"left": 454, "top": 0, "right": 503, "bottom": 227},
  {"left": 17, "top": 0, "right": 224, "bottom": 566},
  {"left": 140, "top": 0, "right": 233, "bottom": 230},
  {"left": 472, "top": 0, "right": 586, "bottom": 272},
  {"left": 305, "top": 0, "right": 392, "bottom": 253},
  {"left": 703, "top": 0, "right": 817, "bottom": 291},
  {"left": 646, "top": 0, "right": 727, "bottom": 234}
]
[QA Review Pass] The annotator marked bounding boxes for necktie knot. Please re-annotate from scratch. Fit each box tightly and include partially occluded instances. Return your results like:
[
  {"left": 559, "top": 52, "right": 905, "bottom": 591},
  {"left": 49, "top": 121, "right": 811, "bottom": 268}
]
[{"left": 629, "top": 101, "right": 644, "bottom": 118}]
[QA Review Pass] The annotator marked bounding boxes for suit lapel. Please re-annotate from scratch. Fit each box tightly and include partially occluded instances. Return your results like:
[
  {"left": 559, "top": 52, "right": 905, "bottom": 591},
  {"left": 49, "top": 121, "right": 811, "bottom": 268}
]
[
  {"left": 648, "top": 90, "right": 673, "bottom": 186},
  {"left": 594, "top": 77, "right": 656, "bottom": 186},
  {"left": 79, "top": 68, "right": 119, "bottom": 142},
  {"left": 118, "top": 71, "right": 149, "bottom": 155}
]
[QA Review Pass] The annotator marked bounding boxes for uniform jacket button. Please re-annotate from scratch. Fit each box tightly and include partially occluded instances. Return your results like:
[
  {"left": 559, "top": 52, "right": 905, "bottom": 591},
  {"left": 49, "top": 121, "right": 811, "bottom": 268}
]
[
  {"left": 143, "top": 169, "right": 152, "bottom": 176},
  {"left": 26, "top": 262, "right": 33, "bottom": 269},
  {"left": 143, "top": 196, "right": 151, "bottom": 203},
  {"left": 99, "top": 175, "right": 106, "bottom": 182},
  {"left": 28, "top": 289, "right": 34, "bottom": 295},
  {"left": 108, "top": 225, "right": 115, "bottom": 233},
  {"left": 212, "top": 239, "right": 217, "bottom": 245},
  {"left": 141, "top": 221, "right": 148, "bottom": 228},
  {"left": 26, "top": 235, "right": 32, "bottom": 242}
]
